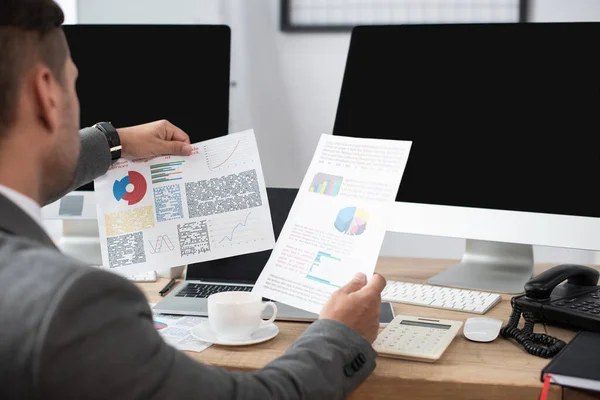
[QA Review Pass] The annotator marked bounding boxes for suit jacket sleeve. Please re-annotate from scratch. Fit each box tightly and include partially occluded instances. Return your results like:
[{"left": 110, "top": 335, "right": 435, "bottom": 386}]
[
  {"left": 44, "top": 127, "right": 112, "bottom": 205},
  {"left": 37, "top": 269, "right": 377, "bottom": 400}
]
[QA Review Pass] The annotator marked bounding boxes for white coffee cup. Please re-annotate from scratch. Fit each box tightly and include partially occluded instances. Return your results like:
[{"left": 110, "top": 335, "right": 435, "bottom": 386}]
[{"left": 207, "top": 291, "right": 278, "bottom": 341}]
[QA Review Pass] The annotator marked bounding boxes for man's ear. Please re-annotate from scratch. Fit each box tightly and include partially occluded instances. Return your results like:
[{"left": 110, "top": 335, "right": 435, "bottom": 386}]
[{"left": 31, "top": 65, "right": 60, "bottom": 133}]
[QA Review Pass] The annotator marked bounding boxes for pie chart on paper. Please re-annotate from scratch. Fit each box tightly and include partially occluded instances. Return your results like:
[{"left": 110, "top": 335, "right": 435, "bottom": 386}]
[
  {"left": 334, "top": 206, "right": 369, "bottom": 236},
  {"left": 154, "top": 321, "right": 168, "bottom": 330},
  {"left": 113, "top": 171, "right": 147, "bottom": 205}
]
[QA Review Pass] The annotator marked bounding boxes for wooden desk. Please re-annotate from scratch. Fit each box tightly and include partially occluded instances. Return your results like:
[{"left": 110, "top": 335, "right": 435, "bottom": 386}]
[{"left": 142, "top": 257, "right": 598, "bottom": 400}]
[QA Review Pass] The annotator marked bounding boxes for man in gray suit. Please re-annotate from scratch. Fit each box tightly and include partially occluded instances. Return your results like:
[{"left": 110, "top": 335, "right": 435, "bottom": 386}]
[{"left": 0, "top": 1, "right": 386, "bottom": 399}]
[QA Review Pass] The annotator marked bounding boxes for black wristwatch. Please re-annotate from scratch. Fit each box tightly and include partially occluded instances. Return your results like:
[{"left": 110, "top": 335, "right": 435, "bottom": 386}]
[{"left": 94, "top": 121, "right": 122, "bottom": 160}]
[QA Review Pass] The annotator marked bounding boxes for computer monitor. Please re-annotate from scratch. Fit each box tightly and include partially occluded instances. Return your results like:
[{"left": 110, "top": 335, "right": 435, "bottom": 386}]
[
  {"left": 63, "top": 24, "right": 231, "bottom": 191},
  {"left": 41, "top": 191, "right": 101, "bottom": 265},
  {"left": 45, "top": 25, "right": 231, "bottom": 265},
  {"left": 333, "top": 22, "right": 600, "bottom": 293}
]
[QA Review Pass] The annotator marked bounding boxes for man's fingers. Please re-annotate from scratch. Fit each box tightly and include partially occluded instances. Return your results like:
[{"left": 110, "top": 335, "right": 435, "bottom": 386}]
[
  {"left": 360, "top": 273, "right": 387, "bottom": 296},
  {"left": 337, "top": 272, "right": 367, "bottom": 294},
  {"left": 164, "top": 120, "right": 191, "bottom": 144},
  {"left": 166, "top": 140, "right": 192, "bottom": 156}
]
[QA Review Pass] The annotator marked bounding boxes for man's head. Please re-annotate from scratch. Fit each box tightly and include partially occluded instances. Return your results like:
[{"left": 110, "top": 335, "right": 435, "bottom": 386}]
[{"left": 0, "top": 0, "right": 80, "bottom": 203}]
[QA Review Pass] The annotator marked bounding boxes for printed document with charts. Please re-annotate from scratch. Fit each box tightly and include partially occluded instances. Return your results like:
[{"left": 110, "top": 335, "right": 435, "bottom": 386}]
[
  {"left": 93, "top": 129, "right": 274, "bottom": 275},
  {"left": 150, "top": 304, "right": 211, "bottom": 353},
  {"left": 253, "top": 134, "right": 412, "bottom": 314}
]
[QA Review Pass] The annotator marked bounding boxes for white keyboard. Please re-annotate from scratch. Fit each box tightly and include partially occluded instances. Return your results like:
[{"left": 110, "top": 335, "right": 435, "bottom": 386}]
[{"left": 381, "top": 281, "right": 502, "bottom": 314}]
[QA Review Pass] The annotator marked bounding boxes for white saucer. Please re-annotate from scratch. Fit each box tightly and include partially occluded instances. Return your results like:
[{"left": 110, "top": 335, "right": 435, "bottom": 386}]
[{"left": 191, "top": 322, "right": 279, "bottom": 346}]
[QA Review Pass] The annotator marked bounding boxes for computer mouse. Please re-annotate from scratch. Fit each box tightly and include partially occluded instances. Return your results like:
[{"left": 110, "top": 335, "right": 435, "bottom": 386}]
[{"left": 463, "top": 317, "right": 503, "bottom": 342}]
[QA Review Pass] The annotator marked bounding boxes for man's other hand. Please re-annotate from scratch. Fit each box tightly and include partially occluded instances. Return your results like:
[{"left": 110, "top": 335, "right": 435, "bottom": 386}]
[
  {"left": 319, "top": 272, "right": 387, "bottom": 343},
  {"left": 117, "top": 120, "right": 192, "bottom": 159}
]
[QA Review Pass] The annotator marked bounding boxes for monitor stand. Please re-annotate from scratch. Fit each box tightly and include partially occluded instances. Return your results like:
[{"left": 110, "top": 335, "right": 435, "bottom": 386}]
[
  {"left": 427, "top": 239, "right": 533, "bottom": 294},
  {"left": 58, "top": 219, "right": 103, "bottom": 266}
]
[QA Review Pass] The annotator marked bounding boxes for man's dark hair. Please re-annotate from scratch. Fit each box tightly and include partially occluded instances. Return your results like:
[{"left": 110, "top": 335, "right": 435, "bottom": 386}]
[{"left": 0, "top": 0, "right": 67, "bottom": 137}]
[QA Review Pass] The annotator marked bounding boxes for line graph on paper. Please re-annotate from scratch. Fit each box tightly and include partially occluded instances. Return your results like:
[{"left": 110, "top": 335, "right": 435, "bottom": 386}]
[
  {"left": 147, "top": 234, "right": 177, "bottom": 254},
  {"left": 204, "top": 135, "right": 253, "bottom": 171},
  {"left": 219, "top": 212, "right": 252, "bottom": 244},
  {"left": 210, "top": 211, "right": 265, "bottom": 248}
]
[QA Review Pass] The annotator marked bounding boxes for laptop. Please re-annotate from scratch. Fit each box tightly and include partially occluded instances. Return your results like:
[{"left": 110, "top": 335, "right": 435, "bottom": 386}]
[{"left": 152, "top": 187, "right": 318, "bottom": 322}]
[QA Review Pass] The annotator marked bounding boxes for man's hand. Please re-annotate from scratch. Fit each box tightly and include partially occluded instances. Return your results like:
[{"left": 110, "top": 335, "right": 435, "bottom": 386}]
[
  {"left": 117, "top": 120, "right": 192, "bottom": 159},
  {"left": 319, "top": 272, "right": 387, "bottom": 343}
]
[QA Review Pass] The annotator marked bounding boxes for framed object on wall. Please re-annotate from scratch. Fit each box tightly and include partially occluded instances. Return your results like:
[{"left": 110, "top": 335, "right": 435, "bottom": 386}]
[{"left": 281, "top": 0, "right": 529, "bottom": 32}]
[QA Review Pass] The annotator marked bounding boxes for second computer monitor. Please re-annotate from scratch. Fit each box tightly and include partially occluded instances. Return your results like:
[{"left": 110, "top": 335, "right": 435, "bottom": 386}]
[
  {"left": 63, "top": 24, "right": 231, "bottom": 191},
  {"left": 51, "top": 25, "right": 231, "bottom": 265},
  {"left": 333, "top": 23, "right": 600, "bottom": 293}
]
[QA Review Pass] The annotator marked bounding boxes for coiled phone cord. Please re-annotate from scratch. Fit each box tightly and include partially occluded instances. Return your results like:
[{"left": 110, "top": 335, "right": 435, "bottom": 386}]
[{"left": 500, "top": 297, "right": 567, "bottom": 358}]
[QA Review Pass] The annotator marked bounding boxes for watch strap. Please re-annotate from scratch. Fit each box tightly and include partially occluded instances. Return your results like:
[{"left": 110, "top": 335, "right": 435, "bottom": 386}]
[{"left": 94, "top": 122, "right": 122, "bottom": 160}]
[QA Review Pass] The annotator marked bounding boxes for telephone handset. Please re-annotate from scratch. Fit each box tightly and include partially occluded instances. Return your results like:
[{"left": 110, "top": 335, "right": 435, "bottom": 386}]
[
  {"left": 523, "top": 264, "right": 599, "bottom": 300},
  {"left": 501, "top": 264, "right": 600, "bottom": 358}
]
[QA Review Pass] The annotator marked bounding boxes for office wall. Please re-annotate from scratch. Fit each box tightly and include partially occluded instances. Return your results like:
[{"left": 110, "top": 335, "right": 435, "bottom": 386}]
[
  {"left": 77, "top": 0, "right": 220, "bottom": 24},
  {"left": 531, "top": 0, "right": 600, "bottom": 21},
  {"left": 55, "top": 0, "right": 77, "bottom": 24},
  {"left": 76, "top": 0, "right": 600, "bottom": 264}
]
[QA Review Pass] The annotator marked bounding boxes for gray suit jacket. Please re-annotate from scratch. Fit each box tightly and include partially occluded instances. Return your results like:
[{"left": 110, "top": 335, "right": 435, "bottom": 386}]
[{"left": 0, "top": 127, "right": 377, "bottom": 399}]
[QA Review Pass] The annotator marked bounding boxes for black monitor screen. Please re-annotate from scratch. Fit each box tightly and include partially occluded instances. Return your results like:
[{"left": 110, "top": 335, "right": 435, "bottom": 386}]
[
  {"left": 333, "top": 23, "right": 600, "bottom": 218},
  {"left": 63, "top": 24, "right": 231, "bottom": 190}
]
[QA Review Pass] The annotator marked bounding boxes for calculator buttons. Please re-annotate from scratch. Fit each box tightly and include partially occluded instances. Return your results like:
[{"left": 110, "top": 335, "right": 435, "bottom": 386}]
[{"left": 374, "top": 315, "right": 462, "bottom": 362}]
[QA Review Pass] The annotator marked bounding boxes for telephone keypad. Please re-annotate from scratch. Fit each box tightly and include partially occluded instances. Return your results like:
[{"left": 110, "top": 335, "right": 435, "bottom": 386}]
[{"left": 553, "top": 293, "right": 600, "bottom": 315}]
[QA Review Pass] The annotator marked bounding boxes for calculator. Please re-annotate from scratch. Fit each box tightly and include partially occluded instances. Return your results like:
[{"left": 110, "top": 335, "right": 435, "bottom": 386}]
[{"left": 373, "top": 314, "right": 463, "bottom": 362}]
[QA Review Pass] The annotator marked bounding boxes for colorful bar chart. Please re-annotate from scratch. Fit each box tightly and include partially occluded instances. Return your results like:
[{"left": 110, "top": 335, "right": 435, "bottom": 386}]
[
  {"left": 150, "top": 161, "right": 185, "bottom": 184},
  {"left": 309, "top": 173, "right": 343, "bottom": 197}
]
